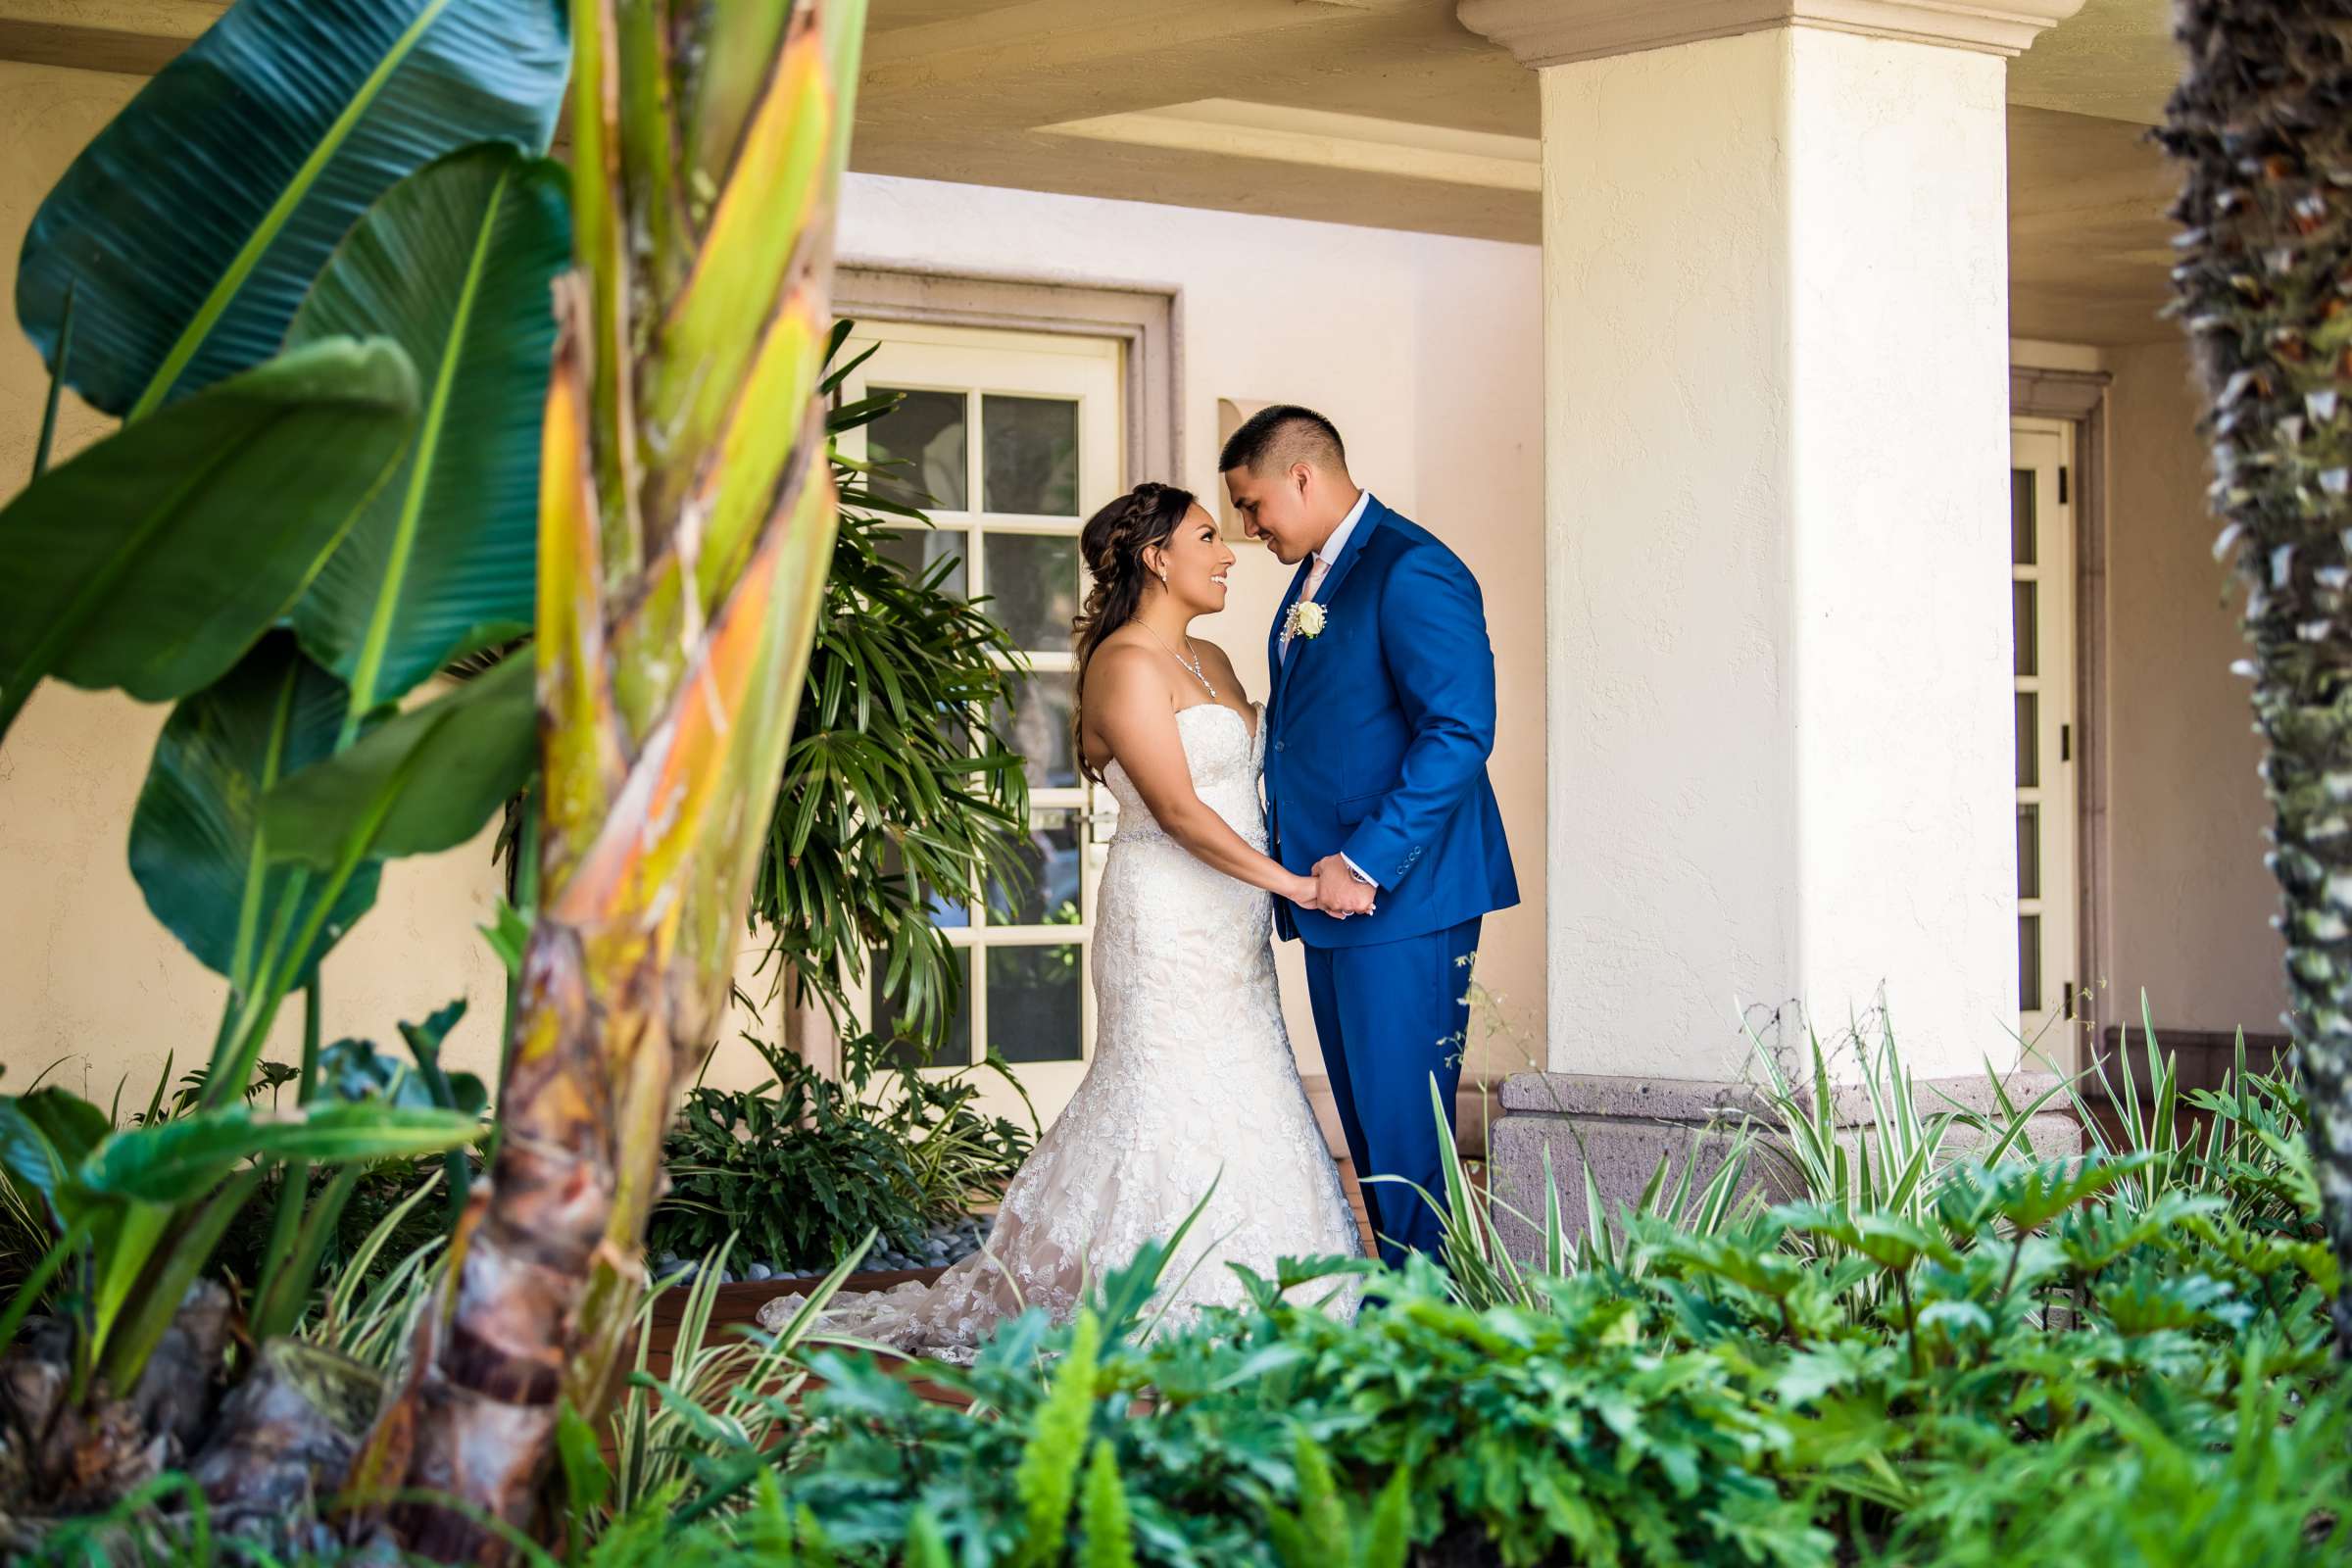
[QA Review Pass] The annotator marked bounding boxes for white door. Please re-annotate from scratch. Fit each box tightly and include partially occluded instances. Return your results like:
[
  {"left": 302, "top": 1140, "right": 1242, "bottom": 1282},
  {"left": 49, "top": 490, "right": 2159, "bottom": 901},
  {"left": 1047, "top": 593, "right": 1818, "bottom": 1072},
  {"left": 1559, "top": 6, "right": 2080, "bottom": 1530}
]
[
  {"left": 2010, "top": 419, "right": 2081, "bottom": 1062},
  {"left": 840, "top": 320, "right": 1124, "bottom": 1125}
]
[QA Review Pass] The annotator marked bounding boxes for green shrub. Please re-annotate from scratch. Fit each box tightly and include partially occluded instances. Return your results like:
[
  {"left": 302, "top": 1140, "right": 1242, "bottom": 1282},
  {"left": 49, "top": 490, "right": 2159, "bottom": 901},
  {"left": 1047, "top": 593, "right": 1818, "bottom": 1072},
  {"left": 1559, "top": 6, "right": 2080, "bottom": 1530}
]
[{"left": 644, "top": 1035, "right": 1033, "bottom": 1276}]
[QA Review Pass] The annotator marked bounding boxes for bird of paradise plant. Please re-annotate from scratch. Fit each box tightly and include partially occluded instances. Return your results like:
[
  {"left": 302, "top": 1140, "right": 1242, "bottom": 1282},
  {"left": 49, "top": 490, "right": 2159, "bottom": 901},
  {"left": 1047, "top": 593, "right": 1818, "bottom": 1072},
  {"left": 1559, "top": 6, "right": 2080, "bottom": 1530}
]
[{"left": 345, "top": 0, "right": 868, "bottom": 1554}]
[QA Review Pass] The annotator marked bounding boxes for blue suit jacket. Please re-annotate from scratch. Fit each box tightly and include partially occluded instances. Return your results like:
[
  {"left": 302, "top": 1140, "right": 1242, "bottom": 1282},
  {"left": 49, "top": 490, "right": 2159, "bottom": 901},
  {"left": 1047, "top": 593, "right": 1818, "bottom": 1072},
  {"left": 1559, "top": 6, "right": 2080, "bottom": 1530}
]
[{"left": 1263, "top": 496, "right": 1518, "bottom": 949}]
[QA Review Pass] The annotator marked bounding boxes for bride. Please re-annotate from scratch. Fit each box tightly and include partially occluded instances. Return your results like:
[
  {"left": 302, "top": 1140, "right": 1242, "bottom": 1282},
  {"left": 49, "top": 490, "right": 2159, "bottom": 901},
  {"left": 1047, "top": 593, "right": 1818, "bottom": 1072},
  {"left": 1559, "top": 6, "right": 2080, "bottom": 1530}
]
[{"left": 757, "top": 482, "right": 1364, "bottom": 1356}]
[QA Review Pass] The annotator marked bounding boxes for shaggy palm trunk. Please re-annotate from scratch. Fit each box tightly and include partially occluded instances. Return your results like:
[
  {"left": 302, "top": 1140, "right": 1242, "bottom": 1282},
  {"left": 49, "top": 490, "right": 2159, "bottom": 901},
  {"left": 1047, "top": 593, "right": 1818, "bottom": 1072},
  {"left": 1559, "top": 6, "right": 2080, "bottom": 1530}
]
[
  {"left": 349, "top": 1, "right": 866, "bottom": 1554},
  {"left": 2162, "top": 0, "right": 2352, "bottom": 1356}
]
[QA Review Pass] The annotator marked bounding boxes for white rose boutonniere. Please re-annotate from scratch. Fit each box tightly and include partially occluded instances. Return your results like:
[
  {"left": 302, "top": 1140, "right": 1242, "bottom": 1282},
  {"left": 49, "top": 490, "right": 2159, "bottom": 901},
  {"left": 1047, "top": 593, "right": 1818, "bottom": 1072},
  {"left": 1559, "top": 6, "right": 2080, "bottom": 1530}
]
[{"left": 1285, "top": 601, "right": 1328, "bottom": 642}]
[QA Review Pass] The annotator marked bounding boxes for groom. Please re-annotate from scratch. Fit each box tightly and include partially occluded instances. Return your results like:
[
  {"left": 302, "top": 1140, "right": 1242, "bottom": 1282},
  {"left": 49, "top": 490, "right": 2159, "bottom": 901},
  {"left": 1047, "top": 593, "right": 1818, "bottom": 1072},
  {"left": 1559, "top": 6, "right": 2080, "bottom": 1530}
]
[{"left": 1224, "top": 407, "right": 1518, "bottom": 1268}]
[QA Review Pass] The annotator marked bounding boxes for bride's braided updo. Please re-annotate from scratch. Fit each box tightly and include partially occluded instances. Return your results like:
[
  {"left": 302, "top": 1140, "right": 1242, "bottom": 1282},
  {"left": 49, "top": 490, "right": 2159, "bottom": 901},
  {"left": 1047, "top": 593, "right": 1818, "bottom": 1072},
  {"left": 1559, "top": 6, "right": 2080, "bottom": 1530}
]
[{"left": 1071, "top": 481, "right": 1198, "bottom": 782}]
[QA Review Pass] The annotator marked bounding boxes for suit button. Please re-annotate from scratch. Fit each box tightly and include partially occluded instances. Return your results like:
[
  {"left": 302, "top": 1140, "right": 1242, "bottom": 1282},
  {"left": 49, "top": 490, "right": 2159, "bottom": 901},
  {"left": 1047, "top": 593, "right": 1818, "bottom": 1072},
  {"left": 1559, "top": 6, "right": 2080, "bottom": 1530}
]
[{"left": 1274, "top": 740, "right": 1285, "bottom": 752}]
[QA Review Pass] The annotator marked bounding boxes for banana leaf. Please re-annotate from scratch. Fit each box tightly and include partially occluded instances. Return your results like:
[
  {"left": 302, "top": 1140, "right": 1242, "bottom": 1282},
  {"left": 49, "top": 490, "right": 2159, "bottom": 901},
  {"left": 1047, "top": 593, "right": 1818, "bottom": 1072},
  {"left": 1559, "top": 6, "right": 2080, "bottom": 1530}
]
[
  {"left": 14, "top": 0, "right": 568, "bottom": 419},
  {"left": 262, "top": 650, "right": 535, "bottom": 870},
  {"left": 285, "top": 145, "right": 570, "bottom": 711},
  {"left": 0, "top": 338, "right": 417, "bottom": 745},
  {"left": 74, "top": 1101, "right": 479, "bottom": 1205},
  {"left": 128, "top": 635, "right": 384, "bottom": 987}
]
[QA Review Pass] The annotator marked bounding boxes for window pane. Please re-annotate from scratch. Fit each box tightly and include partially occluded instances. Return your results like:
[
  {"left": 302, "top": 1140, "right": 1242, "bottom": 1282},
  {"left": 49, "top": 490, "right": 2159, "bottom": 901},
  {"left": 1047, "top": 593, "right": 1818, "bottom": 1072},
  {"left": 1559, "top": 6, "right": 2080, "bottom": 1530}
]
[
  {"left": 989, "top": 808, "right": 1082, "bottom": 927},
  {"left": 877, "top": 945, "right": 972, "bottom": 1071},
  {"left": 983, "top": 396, "right": 1079, "bottom": 515},
  {"left": 984, "top": 533, "right": 1082, "bottom": 649},
  {"left": 2013, "top": 580, "right": 2037, "bottom": 678},
  {"left": 2019, "top": 914, "right": 2041, "bottom": 1012},
  {"left": 997, "top": 671, "right": 1077, "bottom": 789},
  {"left": 869, "top": 388, "right": 968, "bottom": 512},
  {"left": 2017, "top": 805, "right": 2040, "bottom": 901},
  {"left": 2010, "top": 467, "right": 2036, "bottom": 565},
  {"left": 989, "top": 944, "right": 1084, "bottom": 1063},
  {"left": 2015, "top": 692, "right": 2039, "bottom": 789},
  {"left": 877, "top": 525, "right": 968, "bottom": 598}
]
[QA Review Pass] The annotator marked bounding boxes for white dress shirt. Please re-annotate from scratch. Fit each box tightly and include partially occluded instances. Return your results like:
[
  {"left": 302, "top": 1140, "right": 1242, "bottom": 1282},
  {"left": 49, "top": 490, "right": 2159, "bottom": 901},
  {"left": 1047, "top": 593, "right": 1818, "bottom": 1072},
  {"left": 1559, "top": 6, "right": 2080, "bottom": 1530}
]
[{"left": 1293, "top": 490, "right": 1381, "bottom": 895}]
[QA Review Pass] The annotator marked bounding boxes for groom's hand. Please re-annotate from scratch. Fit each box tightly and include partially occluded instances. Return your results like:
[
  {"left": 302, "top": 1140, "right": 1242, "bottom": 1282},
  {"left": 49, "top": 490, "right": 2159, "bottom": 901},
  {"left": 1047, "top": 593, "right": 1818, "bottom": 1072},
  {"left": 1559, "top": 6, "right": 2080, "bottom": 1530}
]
[{"left": 1312, "top": 856, "right": 1376, "bottom": 917}]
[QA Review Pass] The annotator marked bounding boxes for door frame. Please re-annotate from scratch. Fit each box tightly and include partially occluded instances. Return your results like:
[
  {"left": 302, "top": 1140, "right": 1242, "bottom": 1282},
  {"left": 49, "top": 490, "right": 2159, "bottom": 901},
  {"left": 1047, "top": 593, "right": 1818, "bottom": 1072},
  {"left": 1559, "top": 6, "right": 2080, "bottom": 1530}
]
[
  {"left": 835, "top": 266, "right": 1180, "bottom": 492},
  {"left": 2010, "top": 364, "right": 2113, "bottom": 1069},
  {"left": 809, "top": 270, "right": 1181, "bottom": 1107}
]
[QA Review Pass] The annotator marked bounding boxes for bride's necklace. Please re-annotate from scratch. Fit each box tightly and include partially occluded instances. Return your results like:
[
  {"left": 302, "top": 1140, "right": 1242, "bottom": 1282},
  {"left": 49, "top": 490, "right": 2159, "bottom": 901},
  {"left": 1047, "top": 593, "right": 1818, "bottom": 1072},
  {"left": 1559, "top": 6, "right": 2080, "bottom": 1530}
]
[{"left": 1140, "top": 621, "right": 1216, "bottom": 699}]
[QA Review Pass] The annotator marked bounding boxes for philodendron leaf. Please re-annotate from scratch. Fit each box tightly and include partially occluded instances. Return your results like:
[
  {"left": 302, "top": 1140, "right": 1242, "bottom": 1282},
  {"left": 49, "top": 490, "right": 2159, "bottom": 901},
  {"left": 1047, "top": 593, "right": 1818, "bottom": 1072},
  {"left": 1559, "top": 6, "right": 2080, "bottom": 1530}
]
[
  {"left": 75, "top": 1102, "right": 478, "bottom": 1204},
  {"left": 128, "top": 635, "right": 384, "bottom": 987},
  {"left": 285, "top": 146, "right": 569, "bottom": 711},
  {"left": 263, "top": 651, "right": 534, "bottom": 869},
  {"left": 0, "top": 338, "right": 418, "bottom": 745},
  {"left": 14, "top": 0, "right": 568, "bottom": 419}
]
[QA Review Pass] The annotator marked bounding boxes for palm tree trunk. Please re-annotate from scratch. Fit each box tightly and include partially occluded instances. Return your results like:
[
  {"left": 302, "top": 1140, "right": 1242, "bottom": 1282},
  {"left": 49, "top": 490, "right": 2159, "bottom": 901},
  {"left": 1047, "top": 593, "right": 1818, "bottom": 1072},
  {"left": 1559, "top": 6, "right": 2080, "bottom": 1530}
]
[
  {"left": 349, "top": 2, "right": 867, "bottom": 1554},
  {"left": 2162, "top": 0, "right": 2352, "bottom": 1357}
]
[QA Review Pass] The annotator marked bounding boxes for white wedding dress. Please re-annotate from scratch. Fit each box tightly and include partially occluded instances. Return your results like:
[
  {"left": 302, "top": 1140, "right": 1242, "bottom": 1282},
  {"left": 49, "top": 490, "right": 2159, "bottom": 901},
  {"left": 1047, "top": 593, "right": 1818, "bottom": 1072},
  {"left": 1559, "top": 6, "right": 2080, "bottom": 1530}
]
[{"left": 757, "top": 701, "right": 1363, "bottom": 1358}]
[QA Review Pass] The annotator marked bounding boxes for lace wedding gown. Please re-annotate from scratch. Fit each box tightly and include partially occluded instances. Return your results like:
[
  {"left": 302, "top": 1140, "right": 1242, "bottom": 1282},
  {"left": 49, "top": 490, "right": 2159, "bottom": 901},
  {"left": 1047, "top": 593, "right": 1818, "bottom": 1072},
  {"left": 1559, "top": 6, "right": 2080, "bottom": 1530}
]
[{"left": 757, "top": 702, "right": 1363, "bottom": 1358}]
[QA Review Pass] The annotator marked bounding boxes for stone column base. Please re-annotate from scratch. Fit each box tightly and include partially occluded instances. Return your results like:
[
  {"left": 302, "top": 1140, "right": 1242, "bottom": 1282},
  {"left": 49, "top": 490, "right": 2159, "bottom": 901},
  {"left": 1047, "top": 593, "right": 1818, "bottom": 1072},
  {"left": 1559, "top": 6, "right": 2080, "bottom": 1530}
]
[{"left": 1487, "top": 1070, "right": 2082, "bottom": 1265}]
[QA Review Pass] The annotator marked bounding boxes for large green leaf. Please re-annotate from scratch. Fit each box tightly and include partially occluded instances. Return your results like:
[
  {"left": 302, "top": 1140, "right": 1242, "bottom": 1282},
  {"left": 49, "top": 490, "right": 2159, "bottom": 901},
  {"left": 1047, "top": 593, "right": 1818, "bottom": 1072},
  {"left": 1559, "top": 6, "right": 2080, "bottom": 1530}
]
[
  {"left": 0, "top": 338, "right": 418, "bottom": 744},
  {"left": 0, "top": 1089, "right": 109, "bottom": 1224},
  {"left": 285, "top": 146, "right": 568, "bottom": 711},
  {"left": 75, "top": 1101, "right": 479, "bottom": 1204},
  {"left": 13, "top": 0, "right": 569, "bottom": 419},
  {"left": 264, "top": 651, "right": 535, "bottom": 869},
  {"left": 129, "top": 635, "right": 384, "bottom": 987}
]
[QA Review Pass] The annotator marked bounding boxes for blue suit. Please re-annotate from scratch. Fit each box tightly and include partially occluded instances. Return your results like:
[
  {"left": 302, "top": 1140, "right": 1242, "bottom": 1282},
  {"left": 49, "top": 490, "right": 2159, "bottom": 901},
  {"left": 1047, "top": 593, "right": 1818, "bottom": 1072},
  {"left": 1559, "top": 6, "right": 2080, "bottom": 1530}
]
[{"left": 1262, "top": 495, "right": 1517, "bottom": 1266}]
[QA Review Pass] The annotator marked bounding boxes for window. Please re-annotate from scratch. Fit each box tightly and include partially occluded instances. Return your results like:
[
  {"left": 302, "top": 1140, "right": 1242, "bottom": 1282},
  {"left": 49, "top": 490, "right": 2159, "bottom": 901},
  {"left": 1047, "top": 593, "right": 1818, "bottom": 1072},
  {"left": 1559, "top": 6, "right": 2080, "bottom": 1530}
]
[
  {"left": 2011, "top": 419, "right": 2079, "bottom": 1056},
  {"left": 841, "top": 320, "right": 1124, "bottom": 1125}
]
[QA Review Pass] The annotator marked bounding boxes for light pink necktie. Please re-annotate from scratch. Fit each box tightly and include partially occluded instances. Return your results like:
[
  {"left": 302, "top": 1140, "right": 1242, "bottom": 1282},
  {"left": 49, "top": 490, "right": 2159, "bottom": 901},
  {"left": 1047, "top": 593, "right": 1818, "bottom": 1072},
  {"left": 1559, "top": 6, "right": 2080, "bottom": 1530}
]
[{"left": 1281, "top": 556, "right": 1332, "bottom": 661}]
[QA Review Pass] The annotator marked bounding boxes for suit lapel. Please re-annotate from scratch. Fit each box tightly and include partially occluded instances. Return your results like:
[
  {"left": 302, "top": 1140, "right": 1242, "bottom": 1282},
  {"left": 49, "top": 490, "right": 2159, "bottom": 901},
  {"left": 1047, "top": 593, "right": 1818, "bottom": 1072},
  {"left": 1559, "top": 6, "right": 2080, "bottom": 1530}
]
[
  {"left": 1266, "top": 553, "right": 1315, "bottom": 720},
  {"left": 1270, "top": 495, "right": 1384, "bottom": 717}
]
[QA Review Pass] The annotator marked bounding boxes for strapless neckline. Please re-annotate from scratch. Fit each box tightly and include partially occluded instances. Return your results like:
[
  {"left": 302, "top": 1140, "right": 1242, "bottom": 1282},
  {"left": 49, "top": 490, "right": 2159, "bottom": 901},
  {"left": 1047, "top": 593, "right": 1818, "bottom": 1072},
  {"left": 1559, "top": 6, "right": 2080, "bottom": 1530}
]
[{"left": 1172, "top": 700, "right": 1261, "bottom": 743}]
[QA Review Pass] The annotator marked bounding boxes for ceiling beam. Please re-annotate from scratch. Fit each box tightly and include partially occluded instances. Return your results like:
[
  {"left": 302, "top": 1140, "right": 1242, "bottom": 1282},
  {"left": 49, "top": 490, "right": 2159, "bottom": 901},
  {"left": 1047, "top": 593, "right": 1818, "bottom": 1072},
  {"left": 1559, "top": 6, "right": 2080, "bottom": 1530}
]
[{"left": 0, "top": 0, "right": 219, "bottom": 76}]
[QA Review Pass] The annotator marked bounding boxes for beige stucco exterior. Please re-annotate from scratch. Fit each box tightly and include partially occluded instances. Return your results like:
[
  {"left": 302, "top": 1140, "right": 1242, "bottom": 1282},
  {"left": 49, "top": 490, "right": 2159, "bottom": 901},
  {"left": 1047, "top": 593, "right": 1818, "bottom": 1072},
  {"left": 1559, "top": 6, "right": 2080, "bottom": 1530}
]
[
  {"left": 0, "top": 58, "right": 1548, "bottom": 1104},
  {"left": 0, "top": 0, "right": 2299, "bottom": 1121}
]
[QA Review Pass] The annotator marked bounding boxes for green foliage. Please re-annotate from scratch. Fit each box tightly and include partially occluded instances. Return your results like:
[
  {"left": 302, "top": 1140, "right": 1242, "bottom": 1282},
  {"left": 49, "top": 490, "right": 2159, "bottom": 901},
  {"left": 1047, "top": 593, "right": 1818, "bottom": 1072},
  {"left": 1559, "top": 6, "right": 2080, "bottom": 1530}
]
[
  {"left": 14, "top": 0, "right": 567, "bottom": 419},
  {"left": 1078, "top": 1440, "right": 1139, "bottom": 1568},
  {"left": 127, "top": 634, "right": 385, "bottom": 989},
  {"left": 0, "top": 0, "right": 572, "bottom": 1430},
  {"left": 280, "top": 145, "right": 568, "bottom": 711},
  {"left": 0, "top": 339, "right": 419, "bottom": 742},
  {"left": 1263, "top": 1430, "right": 1407, "bottom": 1568},
  {"left": 752, "top": 329, "right": 1030, "bottom": 1045},
  {"left": 1014, "top": 1309, "right": 1102, "bottom": 1566},
  {"left": 645, "top": 1035, "right": 1033, "bottom": 1275},
  {"left": 738, "top": 1024, "right": 2343, "bottom": 1567}
]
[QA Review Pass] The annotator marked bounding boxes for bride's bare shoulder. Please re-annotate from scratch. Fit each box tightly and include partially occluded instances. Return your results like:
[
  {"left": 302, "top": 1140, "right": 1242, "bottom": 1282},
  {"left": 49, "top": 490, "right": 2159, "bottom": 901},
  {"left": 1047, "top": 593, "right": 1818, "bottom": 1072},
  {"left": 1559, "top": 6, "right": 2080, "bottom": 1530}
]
[{"left": 1085, "top": 637, "right": 1172, "bottom": 711}]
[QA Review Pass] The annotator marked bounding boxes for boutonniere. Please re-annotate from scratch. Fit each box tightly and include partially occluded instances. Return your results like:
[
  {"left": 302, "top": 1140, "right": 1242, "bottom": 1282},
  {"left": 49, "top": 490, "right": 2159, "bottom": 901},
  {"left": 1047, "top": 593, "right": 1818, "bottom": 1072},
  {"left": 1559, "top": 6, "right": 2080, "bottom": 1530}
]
[{"left": 1285, "top": 601, "right": 1328, "bottom": 642}]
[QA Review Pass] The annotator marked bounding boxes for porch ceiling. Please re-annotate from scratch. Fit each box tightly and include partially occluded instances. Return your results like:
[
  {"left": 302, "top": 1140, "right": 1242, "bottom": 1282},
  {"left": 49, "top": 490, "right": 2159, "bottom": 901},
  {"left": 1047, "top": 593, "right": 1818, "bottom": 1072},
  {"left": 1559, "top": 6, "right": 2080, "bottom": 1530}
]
[{"left": 0, "top": 0, "right": 2183, "bottom": 345}]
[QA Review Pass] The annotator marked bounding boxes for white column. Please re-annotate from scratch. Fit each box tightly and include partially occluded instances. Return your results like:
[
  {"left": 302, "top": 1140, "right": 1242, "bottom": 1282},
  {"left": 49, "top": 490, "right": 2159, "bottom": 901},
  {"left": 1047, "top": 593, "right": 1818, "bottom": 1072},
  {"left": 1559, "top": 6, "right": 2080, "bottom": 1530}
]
[{"left": 1460, "top": 1, "right": 2082, "bottom": 1080}]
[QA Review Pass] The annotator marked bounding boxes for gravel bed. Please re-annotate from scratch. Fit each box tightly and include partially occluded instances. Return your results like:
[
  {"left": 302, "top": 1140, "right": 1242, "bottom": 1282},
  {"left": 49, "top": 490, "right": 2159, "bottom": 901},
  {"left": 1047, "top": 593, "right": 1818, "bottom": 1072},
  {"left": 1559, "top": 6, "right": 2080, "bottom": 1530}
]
[{"left": 651, "top": 1211, "right": 995, "bottom": 1287}]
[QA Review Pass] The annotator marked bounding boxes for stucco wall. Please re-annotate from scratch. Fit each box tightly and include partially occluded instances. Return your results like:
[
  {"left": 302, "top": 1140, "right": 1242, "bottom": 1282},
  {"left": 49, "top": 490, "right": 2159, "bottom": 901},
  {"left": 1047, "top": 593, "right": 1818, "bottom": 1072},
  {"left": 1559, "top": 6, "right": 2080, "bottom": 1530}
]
[
  {"left": 1539, "top": 28, "right": 2018, "bottom": 1083},
  {"left": 0, "top": 62, "right": 1547, "bottom": 1102},
  {"left": 2103, "top": 340, "right": 2285, "bottom": 1037}
]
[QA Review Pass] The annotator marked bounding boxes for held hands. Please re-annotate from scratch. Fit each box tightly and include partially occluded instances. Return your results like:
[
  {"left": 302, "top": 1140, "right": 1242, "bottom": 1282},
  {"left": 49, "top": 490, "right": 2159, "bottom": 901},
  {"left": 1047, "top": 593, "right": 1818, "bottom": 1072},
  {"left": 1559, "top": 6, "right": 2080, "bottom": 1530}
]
[{"left": 1311, "top": 855, "right": 1377, "bottom": 918}]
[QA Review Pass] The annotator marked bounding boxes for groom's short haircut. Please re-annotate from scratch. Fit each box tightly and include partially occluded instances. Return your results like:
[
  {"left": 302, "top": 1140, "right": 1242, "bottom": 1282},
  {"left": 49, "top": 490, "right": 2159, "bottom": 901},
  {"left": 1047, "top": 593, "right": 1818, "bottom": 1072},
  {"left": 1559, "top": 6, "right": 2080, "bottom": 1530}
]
[{"left": 1220, "top": 405, "right": 1348, "bottom": 478}]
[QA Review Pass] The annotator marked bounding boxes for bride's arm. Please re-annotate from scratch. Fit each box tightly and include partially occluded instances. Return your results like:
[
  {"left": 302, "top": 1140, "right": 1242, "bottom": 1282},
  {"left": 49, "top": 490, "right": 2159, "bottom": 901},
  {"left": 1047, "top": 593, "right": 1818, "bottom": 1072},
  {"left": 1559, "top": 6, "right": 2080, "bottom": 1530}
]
[{"left": 1089, "top": 647, "right": 1319, "bottom": 906}]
